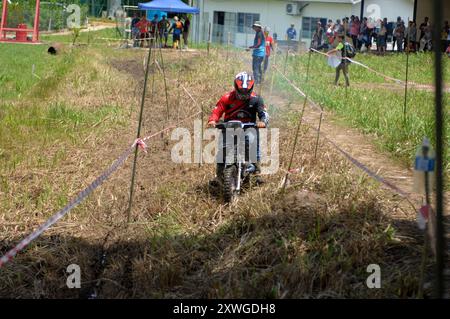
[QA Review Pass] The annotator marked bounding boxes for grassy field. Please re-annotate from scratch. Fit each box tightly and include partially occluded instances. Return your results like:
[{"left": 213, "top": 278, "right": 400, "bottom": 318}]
[
  {"left": 273, "top": 52, "right": 449, "bottom": 176},
  {"left": 0, "top": 34, "right": 441, "bottom": 298}
]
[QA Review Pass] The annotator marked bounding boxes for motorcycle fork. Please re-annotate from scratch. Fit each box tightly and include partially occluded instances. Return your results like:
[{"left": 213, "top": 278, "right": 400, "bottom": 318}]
[{"left": 236, "top": 161, "right": 242, "bottom": 193}]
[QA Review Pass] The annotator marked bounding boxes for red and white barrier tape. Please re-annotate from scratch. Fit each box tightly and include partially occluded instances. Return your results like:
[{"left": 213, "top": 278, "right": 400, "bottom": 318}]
[
  {"left": 0, "top": 111, "right": 201, "bottom": 268},
  {"left": 275, "top": 68, "right": 411, "bottom": 199},
  {"left": 273, "top": 65, "right": 324, "bottom": 114},
  {"left": 0, "top": 140, "right": 137, "bottom": 268},
  {"left": 286, "top": 119, "right": 411, "bottom": 199},
  {"left": 310, "top": 48, "right": 405, "bottom": 84}
]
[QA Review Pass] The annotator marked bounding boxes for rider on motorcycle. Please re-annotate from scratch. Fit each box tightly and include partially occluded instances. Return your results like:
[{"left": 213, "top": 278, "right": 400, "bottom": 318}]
[{"left": 207, "top": 72, "right": 269, "bottom": 184}]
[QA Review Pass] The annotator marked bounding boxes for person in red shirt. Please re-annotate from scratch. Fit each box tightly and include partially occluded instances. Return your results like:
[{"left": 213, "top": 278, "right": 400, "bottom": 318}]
[
  {"left": 208, "top": 72, "right": 269, "bottom": 184},
  {"left": 136, "top": 16, "right": 150, "bottom": 47},
  {"left": 263, "top": 27, "right": 274, "bottom": 74}
]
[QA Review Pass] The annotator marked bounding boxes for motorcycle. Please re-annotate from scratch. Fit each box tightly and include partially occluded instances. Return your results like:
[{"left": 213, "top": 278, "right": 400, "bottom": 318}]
[{"left": 215, "top": 120, "right": 259, "bottom": 203}]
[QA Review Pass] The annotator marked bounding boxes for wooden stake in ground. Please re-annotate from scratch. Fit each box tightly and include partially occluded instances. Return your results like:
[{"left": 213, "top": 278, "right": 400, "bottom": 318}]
[
  {"left": 127, "top": 45, "right": 153, "bottom": 224},
  {"left": 199, "top": 105, "right": 204, "bottom": 168},
  {"left": 314, "top": 111, "right": 324, "bottom": 159},
  {"left": 281, "top": 49, "right": 313, "bottom": 192},
  {"left": 417, "top": 139, "right": 434, "bottom": 298},
  {"left": 158, "top": 38, "right": 170, "bottom": 122},
  {"left": 344, "top": 23, "right": 349, "bottom": 99},
  {"left": 207, "top": 22, "right": 212, "bottom": 55},
  {"left": 269, "top": 40, "right": 278, "bottom": 97},
  {"left": 281, "top": 101, "right": 307, "bottom": 193},
  {"left": 403, "top": 17, "right": 411, "bottom": 125},
  {"left": 226, "top": 32, "right": 231, "bottom": 61},
  {"left": 432, "top": 0, "right": 446, "bottom": 299},
  {"left": 283, "top": 49, "right": 289, "bottom": 74}
]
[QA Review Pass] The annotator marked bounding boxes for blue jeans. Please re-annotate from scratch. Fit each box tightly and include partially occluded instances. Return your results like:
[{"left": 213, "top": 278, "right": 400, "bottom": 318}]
[
  {"left": 263, "top": 56, "right": 270, "bottom": 73},
  {"left": 216, "top": 128, "right": 260, "bottom": 163},
  {"left": 252, "top": 56, "right": 264, "bottom": 84}
]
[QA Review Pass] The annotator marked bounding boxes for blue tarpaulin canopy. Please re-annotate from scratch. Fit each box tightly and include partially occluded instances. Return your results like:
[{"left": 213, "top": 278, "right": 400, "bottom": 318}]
[{"left": 138, "top": 0, "right": 200, "bottom": 14}]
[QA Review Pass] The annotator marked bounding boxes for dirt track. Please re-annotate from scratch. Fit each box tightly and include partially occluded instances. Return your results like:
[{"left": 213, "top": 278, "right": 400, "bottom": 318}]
[
  {"left": 265, "top": 77, "right": 450, "bottom": 296},
  {"left": 0, "top": 47, "right": 447, "bottom": 298}
]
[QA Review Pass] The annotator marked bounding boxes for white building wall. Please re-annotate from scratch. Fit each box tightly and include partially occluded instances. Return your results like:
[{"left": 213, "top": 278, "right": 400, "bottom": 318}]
[
  {"left": 192, "top": 0, "right": 415, "bottom": 47},
  {"left": 198, "top": 0, "right": 353, "bottom": 47},
  {"left": 350, "top": 0, "right": 414, "bottom": 23}
]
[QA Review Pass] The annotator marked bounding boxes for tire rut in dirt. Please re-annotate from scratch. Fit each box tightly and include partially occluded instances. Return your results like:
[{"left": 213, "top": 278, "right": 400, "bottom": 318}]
[{"left": 80, "top": 232, "right": 112, "bottom": 299}]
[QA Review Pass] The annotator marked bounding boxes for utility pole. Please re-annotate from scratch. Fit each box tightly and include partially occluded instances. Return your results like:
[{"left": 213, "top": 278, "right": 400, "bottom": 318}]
[{"left": 359, "top": 0, "right": 365, "bottom": 20}]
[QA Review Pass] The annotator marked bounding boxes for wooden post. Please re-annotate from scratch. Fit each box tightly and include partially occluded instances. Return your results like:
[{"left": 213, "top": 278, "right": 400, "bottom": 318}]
[
  {"left": 32, "top": 0, "right": 41, "bottom": 42},
  {"left": 199, "top": 107, "right": 204, "bottom": 168},
  {"left": 432, "top": 0, "right": 446, "bottom": 299},
  {"left": 403, "top": 17, "right": 411, "bottom": 125},
  {"left": 314, "top": 112, "right": 323, "bottom": 159},
  {"left": 284, "top": 49, "right": 289, "bottom": 74},
  {"left": 127, "top": 45, "right": 153, "bottom": 224},
  {"left": 226, "top": 31, "right": 231, "bottom": 61},
  {"left": 0, "top": 0, "right": 8, "bottom": 41},
  {"left": 207, "top": 22, "right": 212, "bottom": 55},
  {"left": 269, "top": 40, "right": 277, "bottom": 97}
]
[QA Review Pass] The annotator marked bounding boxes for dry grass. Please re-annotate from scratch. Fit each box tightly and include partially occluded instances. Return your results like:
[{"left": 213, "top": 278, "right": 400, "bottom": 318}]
[{"left": 0, "top": 46, "right": 429, "bottom": 298}]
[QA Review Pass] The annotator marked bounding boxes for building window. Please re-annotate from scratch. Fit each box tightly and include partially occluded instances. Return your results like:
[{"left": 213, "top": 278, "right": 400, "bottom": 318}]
[
  {"left": 302, "top": 17, "right": 327, "bottom": 39},
  {"left": 237, "top": 13, "right": 260, "bottom": 33}
]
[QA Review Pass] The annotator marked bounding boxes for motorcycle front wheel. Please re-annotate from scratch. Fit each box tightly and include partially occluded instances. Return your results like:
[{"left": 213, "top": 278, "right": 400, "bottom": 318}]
[{"left": 223, "top": 165, "right": 238, "bottom": 203}]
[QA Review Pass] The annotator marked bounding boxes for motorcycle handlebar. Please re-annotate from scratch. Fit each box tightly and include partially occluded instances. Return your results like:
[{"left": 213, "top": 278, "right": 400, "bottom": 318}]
[{"left": 215, "top": 122, "right": 257, "bottom": 129}]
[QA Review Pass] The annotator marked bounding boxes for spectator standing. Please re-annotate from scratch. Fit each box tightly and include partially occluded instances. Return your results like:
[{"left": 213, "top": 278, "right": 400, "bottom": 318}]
[
  {"left": 394, "top": 18, "right": 405, "bottom": 52},
  {"left": 343, "top": 18, "right": 350, "bottom": 37},
  {"left": 131, "top": 13, "right": 140, "bottom": 47},
  {"left": 327, "top": 35, "right": 350, "bottom": 87},
  {"left": 366, "top": 19, "right": 375, "bottom": 49},
  {"left": 263, "top": 27, "right": 274, "bottom": 74},
  {"left": 359, "top": 18, "right": 371, "bottom": 51},
  {"left": 325, "top": 20, "right": 335, "bottom": 49},
  {"left": 444, "top": 21, "right": 450, "bottom": 35},
  {"left": 182, "top": 16, "right": 191, "bottom": 49},
  {"left": 420, "top": 24, "right": 433, "bottom": 51},
  {"left": 247, "top": 21, "right": 266, "bottom": 85},
  {"left": 158, "top": 15, "right": 170, "bottom": 48},
  {"left": 383, "top": 18, "right": 389, "bottom": 51},
  {"left": 448, "top": 26, "right": 450, "bottom": 48},
  {"left": 350, "top": 16, "right": 360, "bottom": 49},
  {"left": 334, "top": 19, "right": 344, "bottom": 36},
  {"left": 150, "top": 14, "right": 159, "bottom": 47},
  {"left": 420, "top": 17, "right": 430, "bottom": 40},
  {"left": 377, "top": 21, "right": 387, "bottom": 55},
  {"left": 311, "top": 21, "right": 324, "bottom": 50},
  {"left": 443, "top": 21, "right": 450, "bottom": 50},
  {"left": 446, "top": 44, "right": 450, "bottom": 57},
  {"left": 287, "top": 24, "right": 297, "bottom": 41},
  {"left": 406, "top": 21, "right": 417, "bottom": 52},
  {"left": 136, "top": 16, "right": 151, "bottom": 48},
  {"left": 169, "top": 16, "right": 184, "bottom": 49}
]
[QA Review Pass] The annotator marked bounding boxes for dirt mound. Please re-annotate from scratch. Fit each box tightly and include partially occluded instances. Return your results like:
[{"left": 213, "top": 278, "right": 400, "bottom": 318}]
[
  {"left": 110, "top": 59, "right": 145, "bottom": 79},
  {"left": 273, "top": 190, "right": 327, "bottom": 215}
]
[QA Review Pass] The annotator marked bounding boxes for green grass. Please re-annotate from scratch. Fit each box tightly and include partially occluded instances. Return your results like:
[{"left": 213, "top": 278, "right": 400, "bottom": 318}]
[
  {"left": 282, "top": 51, "right": 450, "bottom": 85},
  {"left": 274, "top": 52, "right": 449, "bottom": 176},
  {"left": 0, "top": 42, "right": 128, "bottom": 172},
  {"left": 0, "top": 43, "right": 430, "bottom": 299},
  {"left": 0, "top": 43, "right": 74, "bottom": 100},
  {"left": 41, "top": 27, "right": 122, "bottom": 44}
]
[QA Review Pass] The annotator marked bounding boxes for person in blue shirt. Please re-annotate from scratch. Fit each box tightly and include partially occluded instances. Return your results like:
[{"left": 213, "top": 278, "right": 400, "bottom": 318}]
[
  {"left": 287, "top": 24, "right": 297, "bottom": 40},
  {"left": 246, "top": 21, "right": 266, "bottom": 85}
]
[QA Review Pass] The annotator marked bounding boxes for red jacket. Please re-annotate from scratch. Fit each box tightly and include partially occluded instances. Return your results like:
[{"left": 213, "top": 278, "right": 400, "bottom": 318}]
[{"left": 209, "top": 90, "right": 269, "bottom": 125}]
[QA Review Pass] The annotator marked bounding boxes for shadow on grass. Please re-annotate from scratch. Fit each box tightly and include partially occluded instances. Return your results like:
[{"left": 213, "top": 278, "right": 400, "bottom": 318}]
[{"left": 0, "top": 190, "right": 425, "bottom": 299}]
